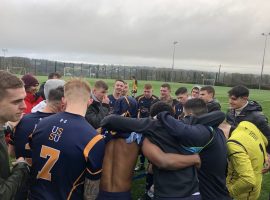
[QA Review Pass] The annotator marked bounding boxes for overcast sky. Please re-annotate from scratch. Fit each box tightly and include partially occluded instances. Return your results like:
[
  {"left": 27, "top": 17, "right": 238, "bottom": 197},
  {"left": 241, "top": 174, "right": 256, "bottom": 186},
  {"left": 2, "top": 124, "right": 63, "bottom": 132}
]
[{"left": 1, "top": 0, "right": 270, "bottom": 74}]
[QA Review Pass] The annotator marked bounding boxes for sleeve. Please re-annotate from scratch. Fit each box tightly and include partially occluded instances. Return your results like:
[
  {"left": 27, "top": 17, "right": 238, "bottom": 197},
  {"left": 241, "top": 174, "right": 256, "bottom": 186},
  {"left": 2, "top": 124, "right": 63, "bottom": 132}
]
[
  {"left": 85, "top": 105, "right": 108, "bottom": 129},
  {"left": 84, "top": 135, "right": 105, "bottom": 180},
  {"left": 101, "top": 115, "right": 155, "bottom": 133},
  {"left": 227, "top": 141, "right": 256, "bottom": 197},
  {"left": 196, "top": 111, "right": 225, "bottom": 127},
  {"left": 157, "top": 112, "right": 212, "bottom": 147},
  {"left": 0, "top": 163, "right": 29, "bottom": 200},
  {"left": 13, "top": 122, "right": 24, "bottom": 158}
]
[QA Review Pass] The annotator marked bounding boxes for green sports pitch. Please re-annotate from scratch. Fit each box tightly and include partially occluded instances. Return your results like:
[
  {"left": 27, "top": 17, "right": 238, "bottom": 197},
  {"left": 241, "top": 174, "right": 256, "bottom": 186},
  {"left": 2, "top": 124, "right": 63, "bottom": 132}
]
[{"left": 37, "top": 76, "right": 270, "bottom": 200}]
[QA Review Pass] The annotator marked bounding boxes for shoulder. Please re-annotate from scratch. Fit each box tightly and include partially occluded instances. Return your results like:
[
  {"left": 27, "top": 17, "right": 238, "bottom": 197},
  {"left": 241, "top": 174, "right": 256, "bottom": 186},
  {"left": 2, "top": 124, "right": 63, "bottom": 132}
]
[
  {"left": 108, "top": 94, "right": 114, "bottom": 100},
  {"left": 244, "top": 101, "right": 263, "bottom": 112},
  {"left": 152, "top": 95, "right": 159, "bottom": 100},
  {"left": 136, "top": 94, "right": 144, "bottom": 101},
  {"left": 207, "top": 101, "right": 221, "bottom": 111},
  {"left": 244, "top": 111, "right": 268, "bottom": 124}
]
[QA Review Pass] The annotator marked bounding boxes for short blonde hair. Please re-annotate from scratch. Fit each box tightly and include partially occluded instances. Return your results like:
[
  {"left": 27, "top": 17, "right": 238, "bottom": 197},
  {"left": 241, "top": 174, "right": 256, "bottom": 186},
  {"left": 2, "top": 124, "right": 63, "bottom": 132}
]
[{"left": 64, "top": 79, "right": 91, "bottom": 102}]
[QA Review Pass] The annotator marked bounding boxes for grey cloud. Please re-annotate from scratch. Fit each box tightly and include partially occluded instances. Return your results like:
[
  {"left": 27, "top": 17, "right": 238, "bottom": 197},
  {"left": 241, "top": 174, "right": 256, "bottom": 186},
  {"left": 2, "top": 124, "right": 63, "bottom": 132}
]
[{"left": 1, "top": 0, "right": 270, "bottom": 74}]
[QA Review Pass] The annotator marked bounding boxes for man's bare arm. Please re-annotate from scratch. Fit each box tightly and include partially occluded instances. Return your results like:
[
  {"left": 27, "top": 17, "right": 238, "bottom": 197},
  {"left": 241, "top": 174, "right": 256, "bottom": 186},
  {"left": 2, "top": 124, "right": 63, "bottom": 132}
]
[
  {"left": 84, "top": 179, "right": 100, "bottom": 200},
  {"left": 142, "top": 138, "right": 200, "bottom": 170}
]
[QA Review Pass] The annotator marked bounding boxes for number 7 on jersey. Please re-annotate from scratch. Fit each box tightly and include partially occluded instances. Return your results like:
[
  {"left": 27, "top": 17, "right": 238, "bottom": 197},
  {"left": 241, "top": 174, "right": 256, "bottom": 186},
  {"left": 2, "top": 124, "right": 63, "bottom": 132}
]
[{"left": 37, "top": 145, "right": 60, "bottom": 181}]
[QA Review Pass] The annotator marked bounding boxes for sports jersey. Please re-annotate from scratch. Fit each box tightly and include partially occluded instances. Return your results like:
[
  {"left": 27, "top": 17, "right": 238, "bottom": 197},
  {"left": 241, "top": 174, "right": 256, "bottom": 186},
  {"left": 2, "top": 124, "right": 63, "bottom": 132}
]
[
  {"left": 113, "top": 96, "right": 138, "bottom": 118},
  {"left": 29, "top": 112, "right": 105, "bottom": 200},
  {"left": 108, "top": 94, "right": 117, "bottom": 114},
  {"left": 14, "top": 111, "right": 53, "bottom": 161},
  {"left": 136, "top": 95, "right": 158, "bottom": 118},
  {"left": 227, "top": 121, "right": 268, "bottom": 200}
]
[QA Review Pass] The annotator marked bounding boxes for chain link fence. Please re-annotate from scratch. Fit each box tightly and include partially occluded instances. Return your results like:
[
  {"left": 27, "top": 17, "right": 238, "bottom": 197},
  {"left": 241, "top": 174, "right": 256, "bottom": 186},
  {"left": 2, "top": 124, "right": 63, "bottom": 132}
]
[{"left": 1, "top": 56, "right": 270, "bottom": 89}]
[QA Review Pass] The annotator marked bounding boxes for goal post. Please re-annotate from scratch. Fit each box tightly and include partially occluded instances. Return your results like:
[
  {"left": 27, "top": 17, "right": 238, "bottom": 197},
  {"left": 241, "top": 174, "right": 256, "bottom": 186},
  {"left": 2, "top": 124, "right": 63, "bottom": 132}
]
[
  {"left": 202, "top": 78, "right": 216, "bottom": 86},
  {"left": 64, "top": 66, "right": 91, "bottom": 77},
  {"left": 7, "top": 67, "right": 26, "bottom": 75}
]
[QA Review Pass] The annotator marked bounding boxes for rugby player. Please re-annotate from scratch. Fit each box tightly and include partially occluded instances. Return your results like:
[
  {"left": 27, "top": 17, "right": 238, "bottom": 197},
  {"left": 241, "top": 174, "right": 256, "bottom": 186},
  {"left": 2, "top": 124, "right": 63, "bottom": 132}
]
[
  {"left": 29, "top": 79, "right": 105, "bottom": 200},
  {"left": 108, "top": 79, "right": 125, "bottom": 114}
]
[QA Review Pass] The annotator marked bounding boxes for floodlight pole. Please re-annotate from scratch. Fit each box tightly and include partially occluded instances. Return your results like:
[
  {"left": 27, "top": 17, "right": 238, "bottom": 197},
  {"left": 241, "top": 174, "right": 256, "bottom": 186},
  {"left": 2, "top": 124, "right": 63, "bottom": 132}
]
[
  {"left": 218, "top": 64, "right": 221, "bottom": 82},
  {"left": 259, "top": 33, "right": 270, "bottom": 90},
  {"left": 171, "top": 41, "right": 178, "bottom": 82}
]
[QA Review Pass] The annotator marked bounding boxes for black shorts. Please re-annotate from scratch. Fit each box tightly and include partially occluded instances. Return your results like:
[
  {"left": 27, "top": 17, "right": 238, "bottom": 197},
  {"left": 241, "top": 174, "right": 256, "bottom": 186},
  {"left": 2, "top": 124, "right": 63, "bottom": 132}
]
[{"left": 96, "top": 190, "right": 132, "bottom": 200}]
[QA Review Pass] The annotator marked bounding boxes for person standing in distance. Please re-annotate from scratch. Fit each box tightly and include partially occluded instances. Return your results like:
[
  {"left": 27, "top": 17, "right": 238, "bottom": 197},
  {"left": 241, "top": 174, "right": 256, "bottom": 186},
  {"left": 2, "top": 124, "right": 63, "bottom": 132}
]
[{"left": 131, "top": 76, "right": 138, "bottom": 98}]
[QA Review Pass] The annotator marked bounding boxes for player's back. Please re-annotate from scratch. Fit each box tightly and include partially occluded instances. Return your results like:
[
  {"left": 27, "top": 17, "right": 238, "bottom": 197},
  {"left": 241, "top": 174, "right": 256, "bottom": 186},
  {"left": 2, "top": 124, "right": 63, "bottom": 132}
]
[
  {"left": 29, "top": 112, "right": 102, "bottom": 200},
  {"left": 100, "top": 138, "right": 139, "bottom": 193},
  {"left": 227, "top": 121, "right": 267, "bottom": 200},
  {"left": 14, "top": 111, "right": 53, "bottom": 160},
  {"left": 197, "top": 127, "right": 231, "bottom": 199}
]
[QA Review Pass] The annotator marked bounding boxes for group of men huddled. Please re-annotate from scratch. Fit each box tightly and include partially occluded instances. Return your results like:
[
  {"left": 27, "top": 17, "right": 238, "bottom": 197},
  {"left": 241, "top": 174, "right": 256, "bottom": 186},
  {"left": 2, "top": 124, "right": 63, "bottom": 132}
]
[{"left": 0, "top": 70, "right": 269, "bottom": 200}]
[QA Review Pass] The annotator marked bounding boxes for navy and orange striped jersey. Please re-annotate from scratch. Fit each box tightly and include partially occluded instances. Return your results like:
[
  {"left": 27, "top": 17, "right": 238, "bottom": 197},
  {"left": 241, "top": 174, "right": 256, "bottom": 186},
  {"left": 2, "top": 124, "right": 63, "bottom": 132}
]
[
  {"left": 136, "top": 95, "right": 159, "bottom": 118},
  {"left": 14, "top": 111, "right": 53, "bottom": 160},
  {"left": 113, "top": 96, "right": 138, "bottom": 118},
  {"left": 108, "top": 94, "right": 117, "bottom": 114},
  {"left": 29, "top": 112, "right": 105, "bottom": 200}
]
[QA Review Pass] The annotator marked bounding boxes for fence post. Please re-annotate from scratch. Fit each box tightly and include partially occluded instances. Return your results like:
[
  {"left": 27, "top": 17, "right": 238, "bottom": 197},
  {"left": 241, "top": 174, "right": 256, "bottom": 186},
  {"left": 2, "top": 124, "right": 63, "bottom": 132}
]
[
  {"left": 34, "top": 59, "right": 37, "bottom": 75},
  {"left": 81, "top": 63, "right": 83, "bottom": 76},
  {"left": 89, "top": 65, "right": 91, "bottom": 77}
]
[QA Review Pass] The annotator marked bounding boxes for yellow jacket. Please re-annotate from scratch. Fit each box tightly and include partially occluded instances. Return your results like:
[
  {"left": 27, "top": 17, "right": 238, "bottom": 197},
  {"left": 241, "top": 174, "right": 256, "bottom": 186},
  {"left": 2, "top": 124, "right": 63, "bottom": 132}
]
[{"left": 226, "top": 121, "right": 268, "bottom": 200}]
